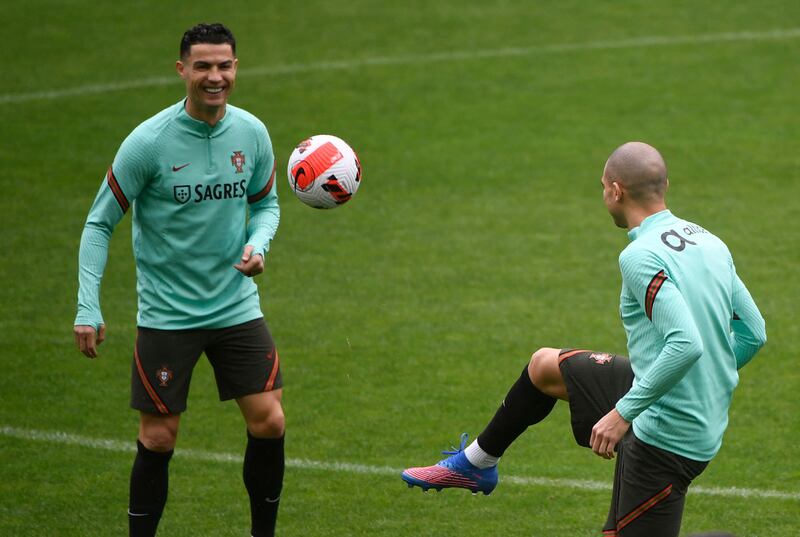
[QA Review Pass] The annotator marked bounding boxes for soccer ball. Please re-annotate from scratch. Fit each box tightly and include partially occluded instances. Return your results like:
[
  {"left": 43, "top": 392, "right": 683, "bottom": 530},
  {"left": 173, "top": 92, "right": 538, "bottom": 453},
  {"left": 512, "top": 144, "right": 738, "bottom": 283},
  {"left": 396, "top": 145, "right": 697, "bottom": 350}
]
[{"left": 287, "top": 135, "right": 362, "bottom": 209}]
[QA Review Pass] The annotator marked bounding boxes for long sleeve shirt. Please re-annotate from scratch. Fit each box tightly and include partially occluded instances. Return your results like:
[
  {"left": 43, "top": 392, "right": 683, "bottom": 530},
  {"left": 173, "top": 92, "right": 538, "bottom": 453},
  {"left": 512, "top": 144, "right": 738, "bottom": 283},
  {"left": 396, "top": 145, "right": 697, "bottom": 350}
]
[
  {"left": 76, "top": 100, "right": 279, "bottom": 330},
  {"left": 615, "top": 210, "right": 766, "bottom": 461}
]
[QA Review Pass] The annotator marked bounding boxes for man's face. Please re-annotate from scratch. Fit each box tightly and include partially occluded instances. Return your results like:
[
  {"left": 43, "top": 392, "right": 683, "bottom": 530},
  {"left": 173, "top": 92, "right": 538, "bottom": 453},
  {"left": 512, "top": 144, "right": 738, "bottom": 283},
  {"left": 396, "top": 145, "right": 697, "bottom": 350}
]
[
  {"left": 177, "top": 43, "right": 237, "bottom": 115},
  {"left": 601, "top": 167, "right": 627, "bottom": 228}
]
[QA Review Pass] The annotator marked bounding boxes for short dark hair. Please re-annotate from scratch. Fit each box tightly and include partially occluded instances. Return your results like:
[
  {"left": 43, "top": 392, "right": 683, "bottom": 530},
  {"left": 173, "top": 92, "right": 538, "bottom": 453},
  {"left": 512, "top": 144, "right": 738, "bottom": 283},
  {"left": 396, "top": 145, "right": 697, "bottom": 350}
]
[{"left": 180, "top": 23, "right": 236, "bottom": 59}]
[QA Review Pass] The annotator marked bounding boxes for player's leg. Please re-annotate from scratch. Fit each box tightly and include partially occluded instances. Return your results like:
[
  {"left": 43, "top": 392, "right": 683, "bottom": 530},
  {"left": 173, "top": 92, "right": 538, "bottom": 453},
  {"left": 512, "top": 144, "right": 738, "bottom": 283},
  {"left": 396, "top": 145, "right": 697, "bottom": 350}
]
[
  {"left": 129, "top": 413, "right": 180, "bottom": 537},
  {"left": 238, "top": 389, "right": 285, "bottom": 437},
  {"left": 206, "top": 318, "right": 284, "bottom": 537},
  {"left": 493, "top": 348, "right": 683, "bottom": 536},
  {"left": 238, "top": 389, "right": 285, "bottom": 537},
  {"left": 129, "top": 326, "right": 204, "bottom": 537},
  {"left": 605, "top": 432, "right": 708, "bottom": 537},
  {"left": 469, "top": 347, "right": 564, "bottom": 463},
  {"left": 557, "top": 349, "right": 634, "bottom": 449},
  {"left": 401, "top": 347, "right": 564, "bottom": 493}
]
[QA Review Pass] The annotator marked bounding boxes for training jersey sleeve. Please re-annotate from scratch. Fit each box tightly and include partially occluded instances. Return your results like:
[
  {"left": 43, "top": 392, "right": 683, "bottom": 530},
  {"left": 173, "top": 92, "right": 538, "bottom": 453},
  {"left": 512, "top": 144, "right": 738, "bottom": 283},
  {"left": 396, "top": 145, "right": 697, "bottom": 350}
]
[
  {"left": 730, "top": 270, "right": 767, "bottom": 369},
  {"left": 74, "top": 129, "right": 157, "bottom": 328},
  {"left": 615, "top": 248, "right": 704, "bottom": 422},
  {"left": 245, "top": 123, "right": 279, "bottom": 257}
]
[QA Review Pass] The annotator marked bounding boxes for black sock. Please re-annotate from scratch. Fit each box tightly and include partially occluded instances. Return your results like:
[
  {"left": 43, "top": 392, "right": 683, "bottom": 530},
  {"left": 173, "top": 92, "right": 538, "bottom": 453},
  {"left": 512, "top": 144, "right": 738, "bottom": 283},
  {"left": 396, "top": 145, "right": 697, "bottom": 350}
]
[
  {"left": 243, "top": 432, "right": 285, "bottom": 537},
  {"left": 477, "top": 365, "right": 557, "bottom": 457},
  {"left": 129, "top": 440, "right": 173, "bottom": 537}
]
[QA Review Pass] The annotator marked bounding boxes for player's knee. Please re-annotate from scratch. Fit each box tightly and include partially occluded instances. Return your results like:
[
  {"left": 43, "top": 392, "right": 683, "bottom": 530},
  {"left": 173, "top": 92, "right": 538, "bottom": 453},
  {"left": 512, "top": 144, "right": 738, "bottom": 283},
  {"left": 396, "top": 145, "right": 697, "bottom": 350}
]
[
  {"left": 139, "top": 423, "right": 178, "bottom": 452},
  {"left": 528, "top": 347, "right": 564, "bottom": 397},
  {"left": 528, "top": 347, "right": 556, "bottom": 380},
  {"left": 248, "top": 405, "right": 285, "bottom": 439}
]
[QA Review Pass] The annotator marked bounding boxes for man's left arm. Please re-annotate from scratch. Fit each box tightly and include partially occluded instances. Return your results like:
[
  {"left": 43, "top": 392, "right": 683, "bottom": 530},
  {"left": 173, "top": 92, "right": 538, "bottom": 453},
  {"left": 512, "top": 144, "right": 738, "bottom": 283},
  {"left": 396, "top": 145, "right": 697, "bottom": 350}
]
[
  {"left": 246, "top": 159, "right": 279, "bottom": 254},
  {"left": 730, "top": 271, "right": 766, "bottom": 369},
  {"left": 235, "top": 127, "right": 279, "bottom": 277}
]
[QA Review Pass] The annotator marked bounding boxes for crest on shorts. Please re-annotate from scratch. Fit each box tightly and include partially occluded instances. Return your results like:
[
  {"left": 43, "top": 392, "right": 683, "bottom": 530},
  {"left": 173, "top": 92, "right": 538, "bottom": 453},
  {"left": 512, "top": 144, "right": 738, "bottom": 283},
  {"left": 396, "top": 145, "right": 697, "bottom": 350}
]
[
  {"left": 155, "top": 365, "right": 174, "bottom": 387},
  {"left": 174, "top": 185, "right": 191, "bottom": 204},
  {"left": 231, "top": 151, "right": 246, "bottom": 173},
  {"left": 590, "top": 352, "right": 613, "bottom": 365}
]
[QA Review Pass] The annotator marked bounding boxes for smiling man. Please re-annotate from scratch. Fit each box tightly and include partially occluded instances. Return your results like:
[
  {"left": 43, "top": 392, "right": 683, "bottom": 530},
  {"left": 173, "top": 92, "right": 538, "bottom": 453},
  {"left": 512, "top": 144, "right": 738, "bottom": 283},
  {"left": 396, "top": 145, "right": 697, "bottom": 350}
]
[{"left": 74, "top": 24, "right": 283, "bottom": 537}]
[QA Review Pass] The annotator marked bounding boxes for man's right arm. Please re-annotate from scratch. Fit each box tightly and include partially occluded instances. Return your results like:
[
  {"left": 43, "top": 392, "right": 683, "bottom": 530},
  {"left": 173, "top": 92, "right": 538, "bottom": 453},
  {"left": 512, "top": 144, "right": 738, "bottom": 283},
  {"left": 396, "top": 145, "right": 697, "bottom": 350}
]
[
  {"left": 75, "top": 169, "right": 128, "bottom": 330},
  {"left": 730, "top": 271, "right": 766, "bottom": 369},
  {"left": 74, "top": 128, "right": 155, "bottom": 354}
]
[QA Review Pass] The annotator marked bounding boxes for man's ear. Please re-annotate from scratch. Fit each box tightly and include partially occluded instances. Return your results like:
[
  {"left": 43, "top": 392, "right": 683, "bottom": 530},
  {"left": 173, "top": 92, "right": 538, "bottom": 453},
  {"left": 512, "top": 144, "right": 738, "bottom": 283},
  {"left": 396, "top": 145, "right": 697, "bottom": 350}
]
[{"left": 612, "top": 181, "right": 623, "bottom": 202}]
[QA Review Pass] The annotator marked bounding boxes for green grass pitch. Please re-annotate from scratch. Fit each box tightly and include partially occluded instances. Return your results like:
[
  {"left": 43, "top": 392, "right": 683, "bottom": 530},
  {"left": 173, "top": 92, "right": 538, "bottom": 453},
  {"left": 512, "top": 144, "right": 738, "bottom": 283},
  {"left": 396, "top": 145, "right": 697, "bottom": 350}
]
[{"left": 1, "top": 1, "right": 799, "bottom": 535}]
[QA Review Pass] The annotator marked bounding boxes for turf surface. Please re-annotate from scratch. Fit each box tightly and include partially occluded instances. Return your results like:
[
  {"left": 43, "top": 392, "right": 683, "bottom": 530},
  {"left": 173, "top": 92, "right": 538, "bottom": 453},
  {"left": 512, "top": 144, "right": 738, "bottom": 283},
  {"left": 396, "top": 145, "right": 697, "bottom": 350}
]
[{"left": 1, "top": 1, "right": 798, "bottom": 535}]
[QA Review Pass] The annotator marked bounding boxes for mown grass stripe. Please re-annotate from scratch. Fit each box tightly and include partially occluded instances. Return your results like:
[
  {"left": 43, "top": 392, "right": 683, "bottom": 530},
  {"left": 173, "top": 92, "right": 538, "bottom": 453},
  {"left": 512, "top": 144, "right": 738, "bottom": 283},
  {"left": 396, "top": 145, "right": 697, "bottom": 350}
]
[
  {"left": 1, "top": 28, "right": 799, "bottom": 104},
  {"left": 2, "top": 425, "right": 797, "bottom": 501}
]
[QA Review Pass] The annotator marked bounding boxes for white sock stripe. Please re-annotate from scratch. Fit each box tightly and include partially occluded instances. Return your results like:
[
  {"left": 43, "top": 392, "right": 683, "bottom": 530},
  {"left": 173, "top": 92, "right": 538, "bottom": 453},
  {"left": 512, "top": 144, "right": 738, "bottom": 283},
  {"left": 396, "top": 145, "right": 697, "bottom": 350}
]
[
  {"left": 1, "top": 28, "right": 799, "bottom": 105},
  {"left": 2, "top": 425, "right": 797, "bottom": 501}
]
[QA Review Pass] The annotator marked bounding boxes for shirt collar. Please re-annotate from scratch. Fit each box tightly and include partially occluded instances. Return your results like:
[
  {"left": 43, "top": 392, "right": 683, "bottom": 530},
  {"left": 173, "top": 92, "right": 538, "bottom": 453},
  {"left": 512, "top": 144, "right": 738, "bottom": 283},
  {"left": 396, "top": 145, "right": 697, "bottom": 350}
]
[
  {"left": 176, "top": 99, "right": 229, "bottom": 134},
  {"left": 627, "top": 209, "right": 672, "bottom": 241}
]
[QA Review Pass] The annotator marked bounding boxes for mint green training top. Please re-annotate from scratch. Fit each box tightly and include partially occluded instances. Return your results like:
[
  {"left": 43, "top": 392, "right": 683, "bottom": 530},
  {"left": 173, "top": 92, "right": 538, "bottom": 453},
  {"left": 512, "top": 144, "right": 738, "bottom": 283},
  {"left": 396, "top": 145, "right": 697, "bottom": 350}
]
[
  {"left": 75, "top": 100, "right": 279, "bottom": 330},
  {"left": 614, "top": 210, "right": 766, "bottom": 461}
]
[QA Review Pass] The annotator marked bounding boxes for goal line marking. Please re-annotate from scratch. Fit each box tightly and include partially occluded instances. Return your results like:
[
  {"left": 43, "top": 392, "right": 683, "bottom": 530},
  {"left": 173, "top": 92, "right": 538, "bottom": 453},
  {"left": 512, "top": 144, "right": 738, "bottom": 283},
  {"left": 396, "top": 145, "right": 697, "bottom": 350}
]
[
  {"left": 1, "top": 27, "right": 799, "bottom": 104},
  {"left": 2, "top": 425, "right": 797, "bottom": 501}
]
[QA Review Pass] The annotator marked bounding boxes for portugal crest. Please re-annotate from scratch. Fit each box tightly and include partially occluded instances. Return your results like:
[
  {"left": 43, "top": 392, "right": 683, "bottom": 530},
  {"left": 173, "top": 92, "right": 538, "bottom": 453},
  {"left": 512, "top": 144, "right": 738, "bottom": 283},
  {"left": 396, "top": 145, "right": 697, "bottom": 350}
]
[
  {"left": 155, "top": 365, "right": 174, "bottom": 387},
  {"left": 231, "top": 151, "right": 246, "bottom": 173},
  {"left": 589, "top": 353, "right": 613, "bottom": 365},
  {"left": 174, "top": 185, "right": 191, "bottom": 204}
]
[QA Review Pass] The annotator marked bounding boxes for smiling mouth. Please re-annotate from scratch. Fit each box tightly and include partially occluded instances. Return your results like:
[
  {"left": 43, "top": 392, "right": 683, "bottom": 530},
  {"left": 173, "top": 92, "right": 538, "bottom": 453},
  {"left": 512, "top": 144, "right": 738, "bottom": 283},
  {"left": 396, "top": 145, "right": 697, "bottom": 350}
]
[{"left": 204, "top": 87, "right": 224, "bottom": 94}]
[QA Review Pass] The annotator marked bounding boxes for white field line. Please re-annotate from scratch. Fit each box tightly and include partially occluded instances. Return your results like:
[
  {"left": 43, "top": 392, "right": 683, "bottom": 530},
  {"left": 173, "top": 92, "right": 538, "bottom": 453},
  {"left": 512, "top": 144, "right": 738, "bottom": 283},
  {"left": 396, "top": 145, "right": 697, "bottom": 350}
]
[
  {"left": 2, "top": 28, "right": 800, "bottom": 105},
  {"left": 2, "top": 425, "right": 798, "bottom": 501}
]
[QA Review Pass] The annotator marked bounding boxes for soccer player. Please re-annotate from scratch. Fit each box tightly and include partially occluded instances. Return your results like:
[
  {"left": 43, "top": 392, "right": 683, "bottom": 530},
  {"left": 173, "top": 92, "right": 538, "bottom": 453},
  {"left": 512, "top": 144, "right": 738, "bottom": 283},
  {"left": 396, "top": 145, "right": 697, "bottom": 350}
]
[
  {"left": 73, "top": 23, "right": 283, "bottom": 537},
  {"left": 402, "top": 142, "right": 766, "bottom": 537}
]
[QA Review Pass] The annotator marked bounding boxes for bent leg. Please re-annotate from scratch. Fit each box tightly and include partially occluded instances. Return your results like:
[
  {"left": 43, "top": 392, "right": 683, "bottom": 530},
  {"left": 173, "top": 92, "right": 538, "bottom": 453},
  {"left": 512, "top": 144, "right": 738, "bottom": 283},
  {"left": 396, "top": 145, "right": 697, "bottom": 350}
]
[
  {"left": 558, "top": 349, "right": 633, "bottom": 449},
  {"left": 129, "top": 412, "right": 180, "bottom": 537},
  {"left": 402, "top": 347, "right": 569, "bottom": 493},
  {"left": 473, "top": 347, "right": 564, "bottom": 459},
  {"left": 238, "top": 390, "right": 285, "bottom": 537},
  {"left": 528, "top": 347, "right": 570, "bottom": 400}
]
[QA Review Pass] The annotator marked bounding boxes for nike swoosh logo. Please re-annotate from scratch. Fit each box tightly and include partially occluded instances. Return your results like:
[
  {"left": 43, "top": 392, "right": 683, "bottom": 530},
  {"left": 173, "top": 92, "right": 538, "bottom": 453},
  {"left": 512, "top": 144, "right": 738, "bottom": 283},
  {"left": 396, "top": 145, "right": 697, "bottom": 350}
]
[
  {"left": 127, "top": 510, "right": 150, "bottom": 517},
  {"left": 172, "top": 163, "right": 190, "bottom": 172}
]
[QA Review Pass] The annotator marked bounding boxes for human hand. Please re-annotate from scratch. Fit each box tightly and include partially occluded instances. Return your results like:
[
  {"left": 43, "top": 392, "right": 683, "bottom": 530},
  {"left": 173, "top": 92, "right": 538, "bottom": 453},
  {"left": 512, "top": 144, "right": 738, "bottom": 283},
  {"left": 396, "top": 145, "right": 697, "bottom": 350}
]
[
  {"left": 233, "top": 245, "right": 264, "bottom": 277},
  {"left": 74, "top": 324, "right": 106, "bottom": 358},
  {"left": 590, "top": 408, "right": 630, "bottom": 459}
]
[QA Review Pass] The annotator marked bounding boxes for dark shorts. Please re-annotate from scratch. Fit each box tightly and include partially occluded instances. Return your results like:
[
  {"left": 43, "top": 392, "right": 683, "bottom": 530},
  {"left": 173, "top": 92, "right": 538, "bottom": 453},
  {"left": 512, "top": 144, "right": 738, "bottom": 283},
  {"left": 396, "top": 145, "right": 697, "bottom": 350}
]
[
  {"left": 558, "top": 349, "right": 708, "bottom": 537},
  {"left": 131, "top": 318, "right": 281, "bottom": 415},
  {"left": 558, "top": 348, "right": 634, "bottom": 447}
]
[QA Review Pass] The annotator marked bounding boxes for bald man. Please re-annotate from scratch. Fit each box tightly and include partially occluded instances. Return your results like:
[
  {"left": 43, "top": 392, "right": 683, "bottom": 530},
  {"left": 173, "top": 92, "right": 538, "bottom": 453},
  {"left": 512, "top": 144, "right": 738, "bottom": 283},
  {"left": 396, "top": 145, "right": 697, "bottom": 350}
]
[{"left": 402, "top": 142, "right": 767, "bottom": 537}]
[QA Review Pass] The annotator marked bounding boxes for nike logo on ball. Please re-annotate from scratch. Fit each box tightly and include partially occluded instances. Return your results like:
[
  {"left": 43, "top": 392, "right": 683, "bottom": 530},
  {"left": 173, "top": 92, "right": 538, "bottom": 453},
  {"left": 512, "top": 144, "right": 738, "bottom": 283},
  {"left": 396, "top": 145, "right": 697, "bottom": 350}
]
[{"left": 172, "top": 163, "right": 190, "bottom": 172}]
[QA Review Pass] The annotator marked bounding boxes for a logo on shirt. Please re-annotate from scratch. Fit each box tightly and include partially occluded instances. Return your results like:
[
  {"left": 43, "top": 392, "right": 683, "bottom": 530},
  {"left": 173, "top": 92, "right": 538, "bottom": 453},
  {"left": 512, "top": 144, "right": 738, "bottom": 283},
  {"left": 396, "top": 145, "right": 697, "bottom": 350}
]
[
  {"left": 231, "top": 151, "right": 246, "bottom": 174},
  {"left": 172, "top": 163, "right": 190, "bottom": 172},
  {"left": 174, "top": 185, "right": 191, "bottom": 204},
  {"left": 660, "top": 229, "right": 697, "bottom": 252},
  {"left": 155, "top": 365, "right": 174, "bottom": 387},
  {"left": 589, "top": 353, "right": 614, "bottom": 365}
]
